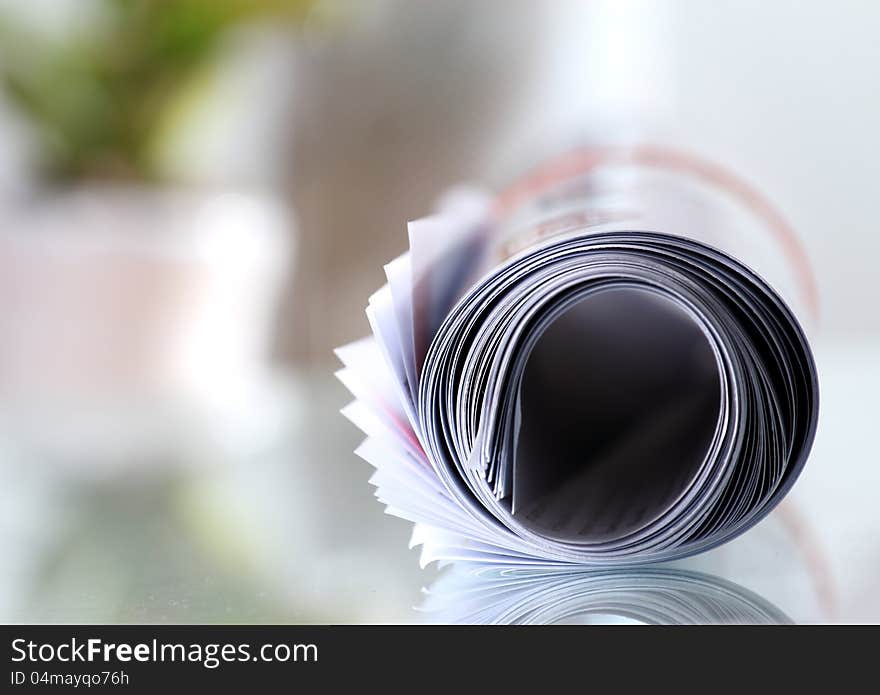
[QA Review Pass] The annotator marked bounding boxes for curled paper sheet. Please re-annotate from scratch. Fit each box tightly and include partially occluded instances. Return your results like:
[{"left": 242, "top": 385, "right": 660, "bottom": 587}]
[
  {"left": 420, "top": 564, "right": 791, "bottom": 625},
  {"left": 337, "top": 146, "right": 819, "bottom": 567}
]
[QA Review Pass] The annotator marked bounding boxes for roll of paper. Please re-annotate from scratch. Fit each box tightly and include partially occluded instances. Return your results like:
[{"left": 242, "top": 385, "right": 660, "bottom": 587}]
[{"left": 337, "top": 146, "right": 818, "bottom": 567}]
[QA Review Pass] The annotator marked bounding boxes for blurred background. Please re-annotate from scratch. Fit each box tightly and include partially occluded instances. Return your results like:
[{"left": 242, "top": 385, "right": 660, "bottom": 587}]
[{"left": 0, "top": 0, "right": 878, "bottom": 623}]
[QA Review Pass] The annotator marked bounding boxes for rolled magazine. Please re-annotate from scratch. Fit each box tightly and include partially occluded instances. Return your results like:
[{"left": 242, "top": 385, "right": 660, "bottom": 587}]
[{"left": 337, "top": 145, "right": 819, "bottom": 567}]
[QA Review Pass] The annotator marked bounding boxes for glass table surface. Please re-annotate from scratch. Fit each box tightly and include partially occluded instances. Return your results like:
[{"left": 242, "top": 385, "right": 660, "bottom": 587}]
[{"left": 1, "top": 337, "right": 876, "bottom": 624}]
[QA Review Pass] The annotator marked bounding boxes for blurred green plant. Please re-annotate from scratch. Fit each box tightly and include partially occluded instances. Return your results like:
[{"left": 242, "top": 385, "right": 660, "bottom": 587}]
[{"left": 0, "top": 0, "right": 317, "bottom": 182}]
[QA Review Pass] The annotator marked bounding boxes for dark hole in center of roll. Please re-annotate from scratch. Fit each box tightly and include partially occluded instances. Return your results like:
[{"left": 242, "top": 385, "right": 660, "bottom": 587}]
[{"left": 511, "top": 285, "right": 722, "bottom": 544}]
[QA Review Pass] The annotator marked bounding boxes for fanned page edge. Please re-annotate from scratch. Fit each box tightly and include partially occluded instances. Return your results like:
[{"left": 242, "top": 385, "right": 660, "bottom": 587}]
[{"left": 336, "top": 192, "right": 549, "bottom": 568}]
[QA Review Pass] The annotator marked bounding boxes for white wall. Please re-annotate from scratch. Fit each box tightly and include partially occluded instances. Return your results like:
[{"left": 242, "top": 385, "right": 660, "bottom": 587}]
[{"left": 519, "top": 0, "right": 880, "bottom": 337}]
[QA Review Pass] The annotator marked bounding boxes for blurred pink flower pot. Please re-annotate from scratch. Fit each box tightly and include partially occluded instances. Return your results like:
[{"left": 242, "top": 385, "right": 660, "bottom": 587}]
[{"left": 0, "top": 186, "right": 292, "bottom": 466}]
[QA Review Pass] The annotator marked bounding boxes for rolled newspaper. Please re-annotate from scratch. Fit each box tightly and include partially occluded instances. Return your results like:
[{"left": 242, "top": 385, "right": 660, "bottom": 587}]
[{"left": 337, "top": 145, "right": 819, "bottom": 566}]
